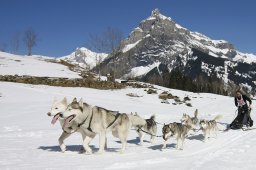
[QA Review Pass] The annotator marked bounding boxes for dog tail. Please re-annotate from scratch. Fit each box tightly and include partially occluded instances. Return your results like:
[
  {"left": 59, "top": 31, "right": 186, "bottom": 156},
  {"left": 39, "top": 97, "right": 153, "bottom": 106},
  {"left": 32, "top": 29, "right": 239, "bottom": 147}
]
[
  {"left": 150, "top": 114, "right": 156, "bottom": 120},
  {"left": 194, "top": 109, "right": 199, "bottom": 118},
  {"left": 214, "top": 115, "right": 222, "bottom": 121}
]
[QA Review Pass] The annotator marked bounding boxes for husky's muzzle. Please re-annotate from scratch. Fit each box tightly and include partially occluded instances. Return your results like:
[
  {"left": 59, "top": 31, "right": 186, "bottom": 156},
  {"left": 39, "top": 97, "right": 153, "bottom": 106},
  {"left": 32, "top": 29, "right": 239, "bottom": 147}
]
[
  {"left": 63, "top": 114, "right": 76, "bottom": 128},
  {"left": 163, "top": 133, "right": 172, "bottom": 141}
]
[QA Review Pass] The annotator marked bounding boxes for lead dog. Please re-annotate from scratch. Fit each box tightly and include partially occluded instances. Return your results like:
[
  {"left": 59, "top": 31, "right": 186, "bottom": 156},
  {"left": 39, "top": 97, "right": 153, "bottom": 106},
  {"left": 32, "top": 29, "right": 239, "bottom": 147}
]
[
  {"left": 199, "top": 115, "right": 222, "bottom": 142},
  {"left": 47, "top": 97, "right": 96, "bottom": 153},
  {"left": 162, "top": 122, "right": 191, "bottom": 150},
  {"left": 62, "top": 98, "right": 131, "bottom": 153}
]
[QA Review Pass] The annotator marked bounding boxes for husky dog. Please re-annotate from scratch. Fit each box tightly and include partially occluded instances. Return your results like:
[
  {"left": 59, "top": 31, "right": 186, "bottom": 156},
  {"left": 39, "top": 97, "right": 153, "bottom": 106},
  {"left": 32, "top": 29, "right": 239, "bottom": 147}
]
[
  {"left": 199, "top": 115, "right": 222, "bottom": 142},
  {"left": 62, "top": 98, "right": 131, "bottom": 154},
  {"left": 162, "top": 122, "right": 191, "bottom": 150},
  {"left": 128, "top": 112, "right": 146, "bottom": 128},
  {"left": 47, "top": 97, "right": 95, "bottom": 153},
  {"left": 129, "top": 113, "right": 157, "bottom": 145},
  {"left": 181, "top": 109, "right": 199, "bottom": 131}
]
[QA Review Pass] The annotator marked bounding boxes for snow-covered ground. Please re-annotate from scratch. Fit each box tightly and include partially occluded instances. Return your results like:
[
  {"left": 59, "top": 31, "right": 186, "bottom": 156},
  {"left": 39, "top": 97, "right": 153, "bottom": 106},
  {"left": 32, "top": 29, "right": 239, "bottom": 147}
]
[
  {"left": 0, "top": 52, "right": 81, "bottom": 78},
  {"left": 0, "top": 81, "right": 255, "bottom": 170},
  {"left": 123, "top": 62, "right": 161, "bottom": 78}
]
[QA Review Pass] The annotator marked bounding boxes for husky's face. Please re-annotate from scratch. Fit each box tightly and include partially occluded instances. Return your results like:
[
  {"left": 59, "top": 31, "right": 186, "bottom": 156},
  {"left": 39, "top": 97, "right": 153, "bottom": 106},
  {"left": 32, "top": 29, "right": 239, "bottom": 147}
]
[
  {"left": 47, "top": 97, "right": 68, "bottom": 125},
  {"left": 199, "top": 120, "right": 208, "bottom": 129},
  {"left": 162, "top": 124, "right": 173, "bottom": 141},
  {"left": 62, "top": 98, "right": 83, "bottom": 127},
  {"left": 181, "top": 113, "right": 189, "bottom": 123}
]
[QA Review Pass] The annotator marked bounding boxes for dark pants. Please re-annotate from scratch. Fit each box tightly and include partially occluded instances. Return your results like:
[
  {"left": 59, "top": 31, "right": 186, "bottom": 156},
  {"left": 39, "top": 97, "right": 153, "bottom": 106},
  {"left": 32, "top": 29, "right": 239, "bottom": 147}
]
[
  {"left": 230, "top": 107, "right": 253, "bottom": 129},
  {"left": 239, "top": 107, "right": 249, "bottom": 125}
]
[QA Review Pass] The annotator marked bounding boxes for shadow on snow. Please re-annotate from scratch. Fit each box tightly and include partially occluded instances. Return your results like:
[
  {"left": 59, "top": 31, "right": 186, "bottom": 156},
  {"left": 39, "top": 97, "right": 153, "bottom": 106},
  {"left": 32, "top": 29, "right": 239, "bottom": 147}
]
[{"left": 38, "top": 145, "right": 122, "bottom": 153}]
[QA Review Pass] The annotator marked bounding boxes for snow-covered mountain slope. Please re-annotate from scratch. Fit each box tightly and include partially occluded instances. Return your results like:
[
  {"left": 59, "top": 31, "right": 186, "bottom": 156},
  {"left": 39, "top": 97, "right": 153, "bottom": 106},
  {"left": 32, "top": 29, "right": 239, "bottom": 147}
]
[
  {"left": 0, "top": 81, "right": 256, "bottom": 169},
  {"left": 0, "top": 51, "right": 81, "bottom": 78},
  {"left": 59, "top": 47, "right": 108, "bottom": 70},
  {"left": 100, "top": 9, "right": 256, "bottom": 92}
]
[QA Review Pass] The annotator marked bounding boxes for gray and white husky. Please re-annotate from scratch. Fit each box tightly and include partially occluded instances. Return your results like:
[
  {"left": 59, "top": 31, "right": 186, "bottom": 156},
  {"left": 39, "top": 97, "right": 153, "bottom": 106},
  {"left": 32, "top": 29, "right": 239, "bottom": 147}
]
[
  {"left": 129, "top": 113, "right": 157, "bottom": 145},
  {"left": 199, "top": 115, "right": 222, "bottom": 142},
  {"left": 162, "top": 122, "right": 191, "bottom": 150},
  {"left": 62, "top": 98, "right": 131, "bottom": 154},
  {"left": 47, "top": 97, "right": 95, "bottom": 153},
  {"left": 181, "top": 109, "right": 199, "bottom": 131}
]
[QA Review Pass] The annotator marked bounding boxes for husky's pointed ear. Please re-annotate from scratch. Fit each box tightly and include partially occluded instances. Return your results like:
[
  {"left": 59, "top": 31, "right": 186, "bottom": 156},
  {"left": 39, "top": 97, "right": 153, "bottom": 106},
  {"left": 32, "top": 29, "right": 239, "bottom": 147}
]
[
  {"left": 62, "top": 97, "right": 68, "bottom": 105},
  {"left": 135, "top": 112, "right": 138, "bottom": 116},
  {"left": 131, "top": 112, "right": 133, "bottom": 115},
  {"left": 164, "top": 123, "right": 165, "bottom": 126},
  {"left": 78, "top": 98, "right": 83, "bottom": 107},
  {"left": 72, "top": 98, "right": 77, "bottom": 103}
]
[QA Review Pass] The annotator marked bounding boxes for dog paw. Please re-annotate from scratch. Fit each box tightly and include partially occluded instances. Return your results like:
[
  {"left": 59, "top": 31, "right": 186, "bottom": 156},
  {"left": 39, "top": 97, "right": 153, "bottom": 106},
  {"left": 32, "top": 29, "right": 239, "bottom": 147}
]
[
  {"left": 161, "top": 145, "right": 166, "bottom": 150},
  {"left": 60, "top": 144, "right": 66, "bottom": 152},
  {"left": 161, "top": 148, "right": 166, "bottom": 151},
  {"left": 85, "top": 150, "right": 92, "bottom": 155}
]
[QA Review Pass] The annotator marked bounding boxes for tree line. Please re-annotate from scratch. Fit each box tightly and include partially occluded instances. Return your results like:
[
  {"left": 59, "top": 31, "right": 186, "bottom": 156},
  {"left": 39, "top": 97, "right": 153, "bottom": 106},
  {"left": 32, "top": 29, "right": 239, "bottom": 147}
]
[
  {"left": 146, "top": 69, "right": 233, "bottom": 96},
  {"left": 0, "top": 28, "right": 37, "bottom": 56}
]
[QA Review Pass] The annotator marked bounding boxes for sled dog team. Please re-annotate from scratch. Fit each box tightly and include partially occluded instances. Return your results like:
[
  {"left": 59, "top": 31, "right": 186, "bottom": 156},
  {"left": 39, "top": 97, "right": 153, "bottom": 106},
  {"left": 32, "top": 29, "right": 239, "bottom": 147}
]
[{"left": 47, "top": 97, "right": 222, "bottom": 154}]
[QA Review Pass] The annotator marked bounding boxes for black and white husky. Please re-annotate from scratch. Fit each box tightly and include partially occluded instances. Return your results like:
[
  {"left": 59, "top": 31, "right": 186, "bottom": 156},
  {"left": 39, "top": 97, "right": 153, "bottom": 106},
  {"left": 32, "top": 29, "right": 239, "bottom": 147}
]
[
  {"left": 62, "top": 98, "right": 131, "bottom": 154},
  {"left": 199, "top": 115, "right": 222, "bottom": 142},
  {"left": 181, "top": 109, "right": 199, "bottom": 131},
  {"left": 129, "top": 113, "right": 157, "bottom": 145},
  {"left": 162, "top": 122, "right": 191, "bottom": 150}
]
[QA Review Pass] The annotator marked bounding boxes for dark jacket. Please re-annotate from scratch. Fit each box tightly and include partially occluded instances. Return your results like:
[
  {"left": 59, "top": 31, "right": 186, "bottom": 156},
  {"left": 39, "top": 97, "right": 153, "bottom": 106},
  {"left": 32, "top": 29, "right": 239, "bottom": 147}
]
[{"left": 234, "top": 95, "right": 252, "bottom": 109}]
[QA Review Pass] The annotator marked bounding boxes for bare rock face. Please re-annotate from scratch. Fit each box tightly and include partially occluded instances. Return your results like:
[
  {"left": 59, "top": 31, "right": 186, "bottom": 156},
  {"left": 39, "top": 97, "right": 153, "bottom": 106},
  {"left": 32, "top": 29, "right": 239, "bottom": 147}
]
[{"left": 99, "top": 9, "right": 256, "bottom": 92}]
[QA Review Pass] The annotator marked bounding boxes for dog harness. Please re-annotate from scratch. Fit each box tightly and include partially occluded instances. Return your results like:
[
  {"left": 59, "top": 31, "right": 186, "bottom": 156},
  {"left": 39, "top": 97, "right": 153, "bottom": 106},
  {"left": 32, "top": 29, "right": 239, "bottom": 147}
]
[
  {"left": 77, "top": 109, "right": 94, "bottom": 132},
  {"left": 107, "top": 113, "right": 121, "bottom": 128},
  {"left": 78, "top": 110, "right": 121, "bottom": 133}
]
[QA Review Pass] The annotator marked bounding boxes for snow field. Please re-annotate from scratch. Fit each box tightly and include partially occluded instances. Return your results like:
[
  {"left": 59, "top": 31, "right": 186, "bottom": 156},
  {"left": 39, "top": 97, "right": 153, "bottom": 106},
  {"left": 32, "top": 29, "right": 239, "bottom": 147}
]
[{"left": 0, "top": 82, "right": 255, "bottom": 170}]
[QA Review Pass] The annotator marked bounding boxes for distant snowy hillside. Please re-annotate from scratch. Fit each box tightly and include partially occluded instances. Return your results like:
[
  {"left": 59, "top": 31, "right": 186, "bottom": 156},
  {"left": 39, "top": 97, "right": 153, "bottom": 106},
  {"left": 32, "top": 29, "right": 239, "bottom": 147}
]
[
  {"left": 59, "top": 47, "right": 108, "bottom": 70},
  {"left": 0, "top": 51, "right": 81, "bottom": 78}
]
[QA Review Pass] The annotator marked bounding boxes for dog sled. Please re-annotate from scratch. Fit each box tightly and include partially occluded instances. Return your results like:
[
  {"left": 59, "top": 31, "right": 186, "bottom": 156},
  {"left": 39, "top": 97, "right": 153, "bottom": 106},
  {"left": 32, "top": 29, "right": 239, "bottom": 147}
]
[{"left": 228, "top": 108, "right": 253, "bottom": 130}]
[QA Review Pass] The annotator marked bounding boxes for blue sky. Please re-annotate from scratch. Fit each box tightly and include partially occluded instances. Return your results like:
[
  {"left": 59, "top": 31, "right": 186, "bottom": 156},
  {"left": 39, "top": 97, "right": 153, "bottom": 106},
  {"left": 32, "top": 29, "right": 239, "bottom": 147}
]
[{"left": 0, "top": 0, "right": 255, "bottom": 57}]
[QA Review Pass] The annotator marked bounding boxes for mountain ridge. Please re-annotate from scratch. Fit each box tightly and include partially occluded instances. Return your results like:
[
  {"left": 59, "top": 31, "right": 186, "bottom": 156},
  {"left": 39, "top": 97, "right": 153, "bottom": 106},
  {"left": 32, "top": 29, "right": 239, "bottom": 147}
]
[{"left": 98, "top": 9, "right": 256, "bottom": 94}]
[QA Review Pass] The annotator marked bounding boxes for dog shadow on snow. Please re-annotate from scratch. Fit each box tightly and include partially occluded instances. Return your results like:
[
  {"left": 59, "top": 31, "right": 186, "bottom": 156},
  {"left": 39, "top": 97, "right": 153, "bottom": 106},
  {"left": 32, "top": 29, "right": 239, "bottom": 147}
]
[
  {"left": 187, "top": 134, "right": 204, "bottom": 141},
  {"left": 115, "top": 137, "right": 151, "bottom": 145},
  {"left": 38, "top": 145, "right": 123, "bottom": 153},
  {"left": 148, "top": 143, "right": 176, "bottom": 150},
  {"left": 38, "top": 145, "right": 96, "bottom": 153}
]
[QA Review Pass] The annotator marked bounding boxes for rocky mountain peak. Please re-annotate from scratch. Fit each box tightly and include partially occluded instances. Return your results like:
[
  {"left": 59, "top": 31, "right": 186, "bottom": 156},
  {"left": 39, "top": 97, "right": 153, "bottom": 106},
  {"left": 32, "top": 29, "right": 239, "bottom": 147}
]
[
  {"left": 151, "top": 8, "right": 160, "bottom": 17},
  {"left": 99, "top": 9, "right": 256, "bottom": 94}
]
